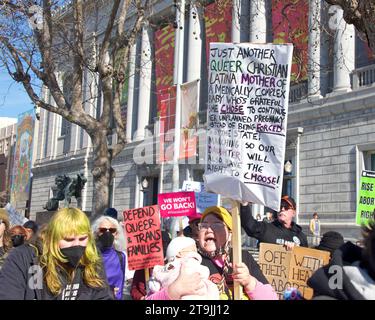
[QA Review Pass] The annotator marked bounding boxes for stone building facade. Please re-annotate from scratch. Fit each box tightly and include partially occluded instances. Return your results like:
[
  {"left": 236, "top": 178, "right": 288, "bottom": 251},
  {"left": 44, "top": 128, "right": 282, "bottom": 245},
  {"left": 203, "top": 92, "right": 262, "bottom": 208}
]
[{"left": 30, "top": 0, "right": 375, "bottom": 242}]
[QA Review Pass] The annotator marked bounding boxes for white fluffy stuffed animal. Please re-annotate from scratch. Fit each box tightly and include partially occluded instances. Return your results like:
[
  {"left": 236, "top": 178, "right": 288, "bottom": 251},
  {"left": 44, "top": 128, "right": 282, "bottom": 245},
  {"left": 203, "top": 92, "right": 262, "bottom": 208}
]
[{"left": 148, "top": 237, "right": 219, "bottom": 300}]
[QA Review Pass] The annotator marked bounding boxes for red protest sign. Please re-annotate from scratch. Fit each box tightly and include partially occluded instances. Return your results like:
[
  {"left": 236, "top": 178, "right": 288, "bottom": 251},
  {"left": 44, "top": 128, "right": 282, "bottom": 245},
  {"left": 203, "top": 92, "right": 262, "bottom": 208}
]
[
  {"left": 158, "top": 191, "right": 196, "bottom": 218},
  {"left": 123, "top": 205, "right": 164, "bottom": 270}
]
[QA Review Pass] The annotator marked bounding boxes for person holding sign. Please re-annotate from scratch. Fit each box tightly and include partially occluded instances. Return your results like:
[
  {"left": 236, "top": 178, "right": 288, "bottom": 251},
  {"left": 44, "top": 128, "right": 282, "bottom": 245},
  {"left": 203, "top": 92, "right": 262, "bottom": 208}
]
[
  {"left": 241, "top": 196, "right": 308, "bottom": 249},
  {"left": 197, "top": 206, "right": 278, "bottom": 300},
  {"left": 307, "top": 222, "right": 375, "bottom": 300}
]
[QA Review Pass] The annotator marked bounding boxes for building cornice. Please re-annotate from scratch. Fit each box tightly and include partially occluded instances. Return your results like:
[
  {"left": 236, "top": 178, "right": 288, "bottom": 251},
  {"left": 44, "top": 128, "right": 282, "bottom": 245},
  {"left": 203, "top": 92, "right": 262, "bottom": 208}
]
[{"left": 288, "top": 85, "right": 375, "bottom": 125}]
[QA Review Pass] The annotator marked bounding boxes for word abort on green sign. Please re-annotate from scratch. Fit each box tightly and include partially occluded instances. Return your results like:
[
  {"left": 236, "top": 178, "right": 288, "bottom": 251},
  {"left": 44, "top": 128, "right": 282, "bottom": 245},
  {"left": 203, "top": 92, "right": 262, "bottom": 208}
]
[{"left": 357, "top": 170, "right": 375, "bottom": 226}]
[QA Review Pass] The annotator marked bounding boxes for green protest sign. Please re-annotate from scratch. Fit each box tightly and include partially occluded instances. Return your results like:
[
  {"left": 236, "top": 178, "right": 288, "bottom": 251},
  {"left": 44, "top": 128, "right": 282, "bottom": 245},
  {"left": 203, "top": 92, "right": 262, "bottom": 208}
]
[{"left": 356, "top": 170, "right": 375, "bottom": 226}]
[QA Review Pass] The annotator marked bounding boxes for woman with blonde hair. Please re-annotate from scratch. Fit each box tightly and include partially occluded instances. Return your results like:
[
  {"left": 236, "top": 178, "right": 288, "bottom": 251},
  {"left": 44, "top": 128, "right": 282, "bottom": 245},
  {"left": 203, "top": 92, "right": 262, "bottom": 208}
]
[{"left": 0, "top": 207, "right": 113, "bottom": 300}]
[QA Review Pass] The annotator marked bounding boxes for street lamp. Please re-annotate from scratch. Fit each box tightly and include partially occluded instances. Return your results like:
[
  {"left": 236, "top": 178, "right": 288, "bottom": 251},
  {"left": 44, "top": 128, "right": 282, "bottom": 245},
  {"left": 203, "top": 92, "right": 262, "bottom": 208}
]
[{"left": 141, "top": 177, "right": 149, "bottom": 207}]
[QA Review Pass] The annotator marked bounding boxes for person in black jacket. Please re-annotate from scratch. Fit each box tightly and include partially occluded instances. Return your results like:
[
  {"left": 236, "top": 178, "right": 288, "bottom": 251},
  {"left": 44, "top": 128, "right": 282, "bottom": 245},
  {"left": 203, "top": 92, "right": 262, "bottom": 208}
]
[
  {"left": 197, "top": 206, "right": 278, "bottom": 299},
  {"left": 307, "top": 222, "right": 375, "bottom": 300},
  {"left": 241, "top": 195, "right": 308, "bottom": 249},
  {"left": 0, "top": 207, "right": 113, "bottom": 300}
]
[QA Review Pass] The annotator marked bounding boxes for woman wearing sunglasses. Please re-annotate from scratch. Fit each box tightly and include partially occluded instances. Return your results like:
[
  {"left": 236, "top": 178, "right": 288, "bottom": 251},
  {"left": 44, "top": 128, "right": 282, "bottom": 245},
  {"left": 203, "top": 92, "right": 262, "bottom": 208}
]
[
  {"left": 92, "top": 215, "right": 130, "bottom": 300},
  {"left": 240, "top": 195, "right": 308, "bottom": 250},
  {"left": 196, "top": 206, "right": 277, "bottom": 300}
]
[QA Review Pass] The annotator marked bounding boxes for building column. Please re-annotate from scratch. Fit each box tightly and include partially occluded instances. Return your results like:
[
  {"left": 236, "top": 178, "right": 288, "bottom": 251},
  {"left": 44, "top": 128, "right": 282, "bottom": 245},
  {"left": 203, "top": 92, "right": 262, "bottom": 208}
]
[
  {"left": 187, "top": 2, "right": 202, "bottom": 82},
  {"left": 126, "top": 43, "right": 137, "bottom": 142},
  {"left": 135, "top": 24, "right": 152, "bottom": 141},
  {"left": 172, "top": 0, "right": 186, "bottom": 192},
  {"left": 331, "top": 6, "right": 355, "bottom": 92},
  {"left": 308, "top": 0, "right": 322, "bottom": 98},
  {"left": 249, "top": 0, "right": 267, "bottom": 43},
  {"left": 232, "top": 0, "right": 241, "bottom": 43}
]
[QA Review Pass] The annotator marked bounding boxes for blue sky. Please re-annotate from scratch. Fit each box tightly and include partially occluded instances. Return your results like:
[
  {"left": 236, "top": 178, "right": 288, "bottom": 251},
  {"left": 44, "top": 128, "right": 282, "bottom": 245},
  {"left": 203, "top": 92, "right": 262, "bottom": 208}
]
[{"left": 0, "top": 69, "right": 34, "bottom": 118}]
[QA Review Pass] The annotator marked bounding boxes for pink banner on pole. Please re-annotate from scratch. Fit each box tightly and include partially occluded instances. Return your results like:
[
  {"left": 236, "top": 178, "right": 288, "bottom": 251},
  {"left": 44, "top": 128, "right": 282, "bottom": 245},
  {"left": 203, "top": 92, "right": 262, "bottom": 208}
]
[{"left": 158, "top": 191, "right": 197, "bottom": 217}]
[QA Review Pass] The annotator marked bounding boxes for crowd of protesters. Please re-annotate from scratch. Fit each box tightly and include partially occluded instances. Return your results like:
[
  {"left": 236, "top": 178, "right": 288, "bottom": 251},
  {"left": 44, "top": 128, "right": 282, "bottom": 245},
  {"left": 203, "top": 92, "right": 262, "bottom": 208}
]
[{"left": 0, "top": 195, "right": 374, "bottom": 300}]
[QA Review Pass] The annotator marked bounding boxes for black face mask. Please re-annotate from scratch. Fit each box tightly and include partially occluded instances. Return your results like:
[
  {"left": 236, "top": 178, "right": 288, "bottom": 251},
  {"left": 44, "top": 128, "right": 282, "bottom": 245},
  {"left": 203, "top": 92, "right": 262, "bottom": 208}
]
[
  {"left": 11, "top": 235, "right": 25, "bottom": 247},
  {"left": 60, "top": 246, "right": 86, "bottom": 268},
  {"left": 97, "top": 231, "right": 114, "bottom": 250}
]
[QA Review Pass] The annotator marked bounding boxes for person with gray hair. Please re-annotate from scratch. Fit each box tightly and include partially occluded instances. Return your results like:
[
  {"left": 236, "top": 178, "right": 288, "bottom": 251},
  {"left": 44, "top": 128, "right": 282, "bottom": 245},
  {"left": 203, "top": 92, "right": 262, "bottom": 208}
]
[{"left": 92, "top": 215, "right": 130, "bottom": 300}]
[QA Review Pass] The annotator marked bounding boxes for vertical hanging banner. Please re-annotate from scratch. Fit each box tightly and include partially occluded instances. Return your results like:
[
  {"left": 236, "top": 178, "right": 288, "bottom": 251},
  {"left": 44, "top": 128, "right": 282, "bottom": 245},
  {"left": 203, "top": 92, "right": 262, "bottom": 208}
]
[
  {"left": 356, "top": 170, "right": 375, "bottom": 226},
  {"left": 204, "top": 0, "right": 232, "bottom": 61},
  {"left": 179, "top": 80, "right": 199, "bottom": 159},
  {"left": 10, "top": 109, "right": 35, "bottom": 208},
  {"left": 272, "top": 0, "right": 308, "bottom": 82},
  {"left": 204, "top": 43, "right": 293, "bottom": 211},
  {"left": 159, "top": 87, "right": 176, "bottom": 163},
  {"left": 123, "top": 205, "right": 164, "bottom": 270}
]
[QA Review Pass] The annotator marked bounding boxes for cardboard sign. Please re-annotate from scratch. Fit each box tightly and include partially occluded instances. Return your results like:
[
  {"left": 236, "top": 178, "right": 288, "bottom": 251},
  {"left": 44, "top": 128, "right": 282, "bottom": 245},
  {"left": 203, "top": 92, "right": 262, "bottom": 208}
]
[
  {"left": 258, "top": 243, "right": 330, "bottom": 300},
  {"left": 204, "top": 42, "right": 293, "bottom": 211},
  {"left": 123, "top": 205, "right": 164, "bottom": 270},
  {"left": 158, "top": 191, "right": 196, "bottom": 217},
  {"left": 356, "top": 170, "right": 375, "bottom": 226}
]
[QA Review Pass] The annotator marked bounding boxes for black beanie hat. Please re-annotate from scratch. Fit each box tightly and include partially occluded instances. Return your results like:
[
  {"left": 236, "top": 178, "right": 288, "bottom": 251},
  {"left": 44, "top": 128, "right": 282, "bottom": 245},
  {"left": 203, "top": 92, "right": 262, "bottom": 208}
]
[{"left": 315, "top": 231, "right": 345, "bottom": 254}]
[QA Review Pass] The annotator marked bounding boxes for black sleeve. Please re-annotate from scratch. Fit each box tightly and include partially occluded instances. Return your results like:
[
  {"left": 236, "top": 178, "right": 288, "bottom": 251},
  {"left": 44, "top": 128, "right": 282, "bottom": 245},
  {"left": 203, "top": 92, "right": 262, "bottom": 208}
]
[
  {"left": 300, "top": 232, "right": 309, "bottom": 247},
  {"left": 242, "top": 250, "right": 269, "bottom": 285},
  {"left": 240, "top": 204, "right": 266, "bottom": 240},
  {"left": 91, "top": 285, "right": 115, "bottom": 300},
  {"left": 0, "top": 246, "right": 30, "bottom": 299}
]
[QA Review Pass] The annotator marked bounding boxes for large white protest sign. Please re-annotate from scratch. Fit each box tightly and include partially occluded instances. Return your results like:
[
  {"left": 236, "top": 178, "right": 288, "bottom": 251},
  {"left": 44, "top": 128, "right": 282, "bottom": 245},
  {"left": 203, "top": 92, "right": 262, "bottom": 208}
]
[{"left": 204, "top": 43, "right": 293, "bottom": 211}]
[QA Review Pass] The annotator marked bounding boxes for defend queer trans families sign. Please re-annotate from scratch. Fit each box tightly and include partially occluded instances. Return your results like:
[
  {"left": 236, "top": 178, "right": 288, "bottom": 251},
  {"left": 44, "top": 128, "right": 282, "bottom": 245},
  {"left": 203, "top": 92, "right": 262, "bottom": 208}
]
[
  {"left": 356, "top": 170, "right": 375, "bottom": 226},
  {"left": 123, "top": 205, "right": 164, "bottom": 270},
  {"left": 158, "top": 191, "right": 197, "bottom": 217},
  {"left": 204, "top": 42, "right": 293, "bottom": 211}
]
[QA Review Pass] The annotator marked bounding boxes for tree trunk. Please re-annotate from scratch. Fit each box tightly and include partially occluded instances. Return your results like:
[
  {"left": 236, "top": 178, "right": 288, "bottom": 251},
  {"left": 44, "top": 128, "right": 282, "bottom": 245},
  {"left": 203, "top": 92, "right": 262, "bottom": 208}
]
[{"left": 91, "top": 130, "right": 112, "bottom": 219}]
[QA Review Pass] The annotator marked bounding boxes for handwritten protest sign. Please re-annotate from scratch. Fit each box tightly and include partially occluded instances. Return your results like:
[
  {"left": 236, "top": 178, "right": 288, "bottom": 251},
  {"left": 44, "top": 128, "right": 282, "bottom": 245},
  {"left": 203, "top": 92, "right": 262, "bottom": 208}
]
[
  {"left": 5, "top": 203, "right": 28, "bottom": 227},
  {"left": 289, "top": 246, "right": 330, "bottom": 299},
  {"left": 182, "top": 181, "right": 220, "bottom": 213},
  {"left": 158, "top": 191, "right": 197, "bottom": 217},
  {"left": 356, "top": 170, "right": 375, "bottom": 226},
  {"left": 204, "top": 43, "right": 293, "bottom": 211},
  {"left": 259, "top": 243, "right": 330, "bottom": 299},
  {"left": 123, "top": 205, "right": 164, "bottom": 270}
]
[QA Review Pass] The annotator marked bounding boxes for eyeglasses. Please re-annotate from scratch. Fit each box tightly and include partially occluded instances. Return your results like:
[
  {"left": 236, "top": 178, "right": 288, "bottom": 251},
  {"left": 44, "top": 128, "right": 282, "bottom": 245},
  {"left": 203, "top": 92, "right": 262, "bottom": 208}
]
[
  {"left": 279, "top": 206, "right": 292, "bottom": 211},
  {"left": 98, "top": 227, "right": 117, "bottom": 234},
  {"left": 198, "top": 222, "right": 226, "bottom": 232}
]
